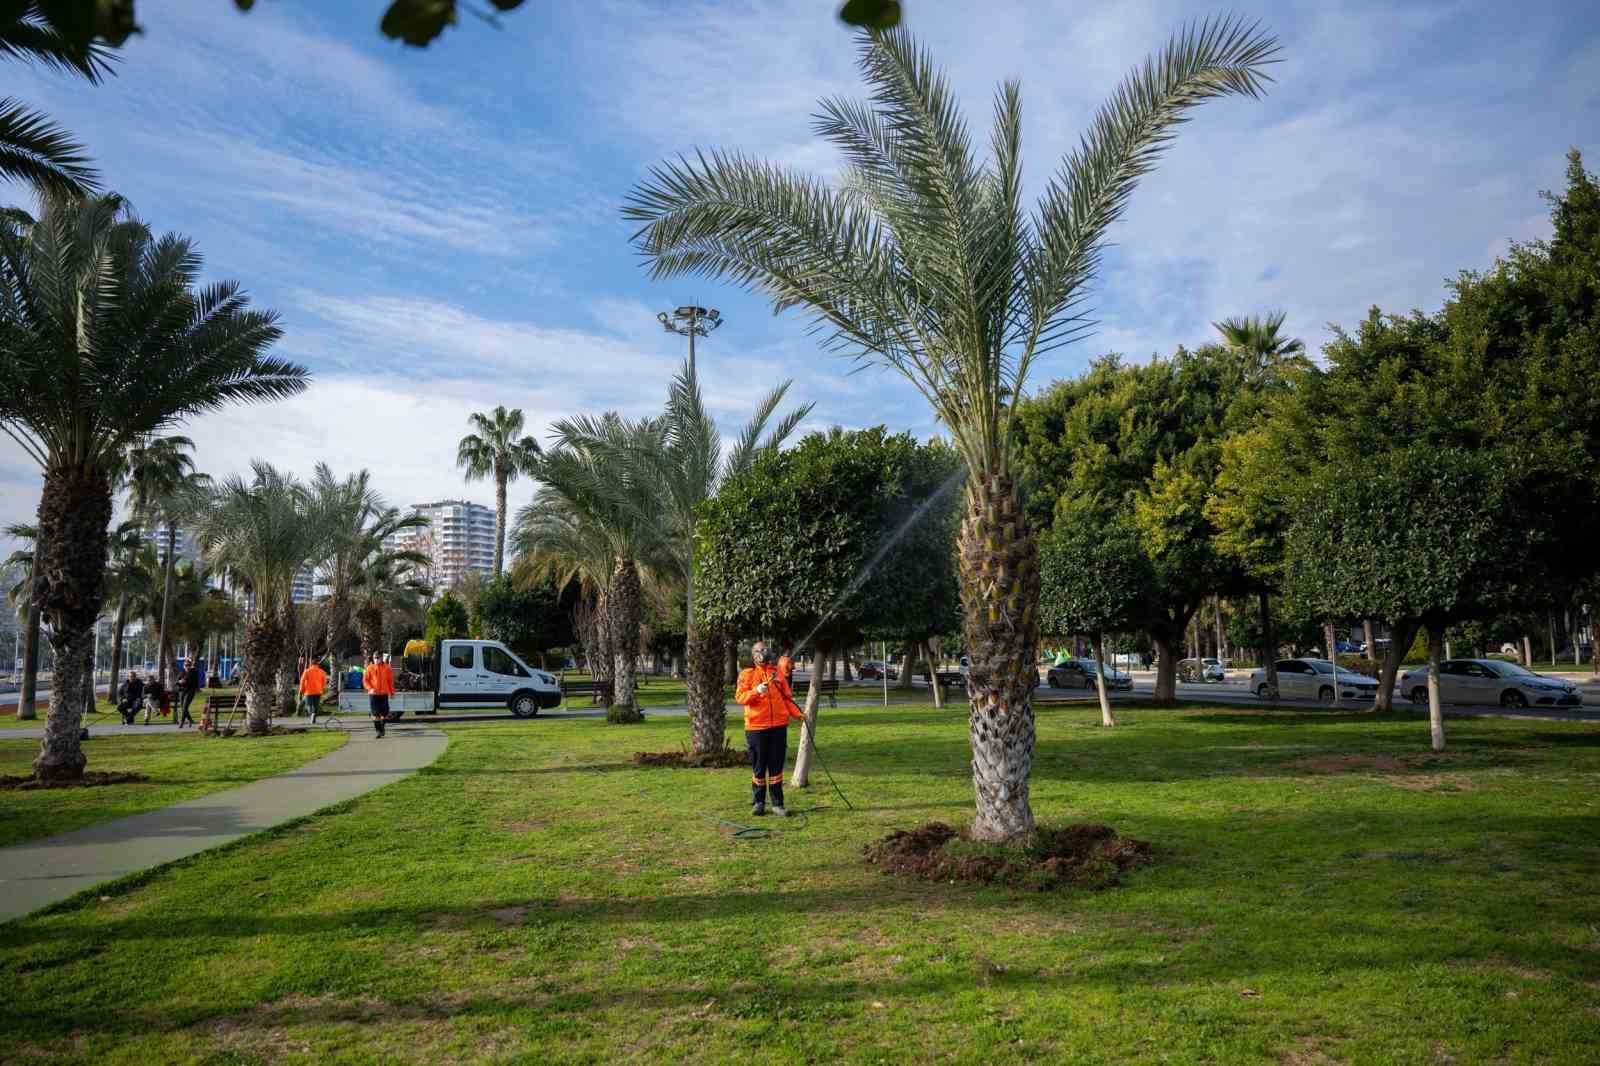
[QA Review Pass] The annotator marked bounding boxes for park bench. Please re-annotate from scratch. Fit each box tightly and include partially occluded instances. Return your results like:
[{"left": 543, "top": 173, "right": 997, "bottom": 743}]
[
  {"left": 928, "top": 670, "right": 965, "bottom": 700},
  {"left": 200, "top": 690, "right": 243, "bottom": 732},
  {"left": 560, "top": 678, "right": 613, "bottom": 704},
  {"left": 792, "top": 677, "right": 840, "bottom": 708}
]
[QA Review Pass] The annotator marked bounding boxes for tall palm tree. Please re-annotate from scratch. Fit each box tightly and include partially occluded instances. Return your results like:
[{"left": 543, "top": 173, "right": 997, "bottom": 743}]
[
  {"left": 1, "top": 3, "right": 109, "bottom": 195},
  {"left": 191, "top": 463, "right": 336, "bottom": 734},
  {"left": 0, "top": 195, "right": 303, "bottom": 775},
  {"left": 636, "top": 358, "right": 811, "bottom": 752},
  {"left": 1212, "top": 311, "right": 1308, "bottom": 384},
  {"left": 102, "top": 521, "right": 155, "bottom": 687},
  {"left": 456, "top": 406, "right": 542, "bottom": 575},
  {"left": 520, "top": 413, "right": 669, "bottom": 713},
  {"left": 2, "top": 522, "right": 41, "bottom": 719},
  {"left": 350, "top": 548, "right": 429, "bottom": 662},
  {"left": 512, "top": 491, "right": 619, "bottom": 704},
  {"left": 124, "top": 435, "right": 206, "bottom": 689},
  {"left": 625, "top": 23, "right": 1279, "bottom": 840}
]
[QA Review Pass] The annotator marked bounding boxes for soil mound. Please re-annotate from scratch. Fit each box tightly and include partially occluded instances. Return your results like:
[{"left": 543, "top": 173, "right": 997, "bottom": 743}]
[
  {"left": 0, "top": 771, "right": 148, "bottom": 791},
  {"left": 863, "top": 821, "right": 1152, "bottom": 890},
  {"left": 632, "top": 747, "right": 750, "bottom": 769}
]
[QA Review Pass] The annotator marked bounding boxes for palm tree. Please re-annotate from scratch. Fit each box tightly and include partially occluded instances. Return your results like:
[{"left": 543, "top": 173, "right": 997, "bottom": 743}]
[
  {"left": 1, "top": 4, "right": 108, "bottom": 195},
  {"left": 0, "top": 195, "right": 303, "bottom": 775},
  {"left": 102, "top": 522, "right": 156, "bottom": 688},
  {"left": 2, "top": 523, "right": 41, "bottom": 720},
  {"left": 350, "top": 548, "right": 429, "bottom": 662},
  {"left": 456, "top": 406, "right": 542, "bottom": 575},
  {"left": 625, "top": 23, "right": 1278, "bottom": 840},
  {"left": 1212, "top": 311, "right": 1308, "bottom": 384},
  {"left": 512, "top": 492, "right": 618, "bottom": 705},
  {"left": 191, "top": 463, "right": 336, "bottom": 734},
  {"left": 636, "top": 359, "right": 811, "bottom": 752},
  {"left": 518, "top": 414, "right": 669, "bottom": 713},
  {"left": 124, "top": 435, "right": 206, "bottom": 689}
]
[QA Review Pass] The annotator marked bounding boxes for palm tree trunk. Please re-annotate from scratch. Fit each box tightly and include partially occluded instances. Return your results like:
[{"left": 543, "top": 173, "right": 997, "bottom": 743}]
[
  {"left": 108, "top": 594, "right": 129, "bottom": 698},
  {"left": 31, "top": 467, "right": 113, "bottom": 781},
  {"left": 242, "top": 607, "right": 285, "bottom": 735},
  {"left": 17, "top": 568, "right": 40, "bottom": 721},
  {"left": 925, "top": 640, "right": 945, "bottom": 710},
  {"left": 609, "top": 556, "right": 641, "bottom": 711},
  {"left": 493, "top": 466, "right": 507, "bottom": 576},
  {"left": 156, "top": 525, "right": 177, "bottom": 689},
  {"left": 1091, "top": 632, "right": 1116, "bottom": 727},
  {"left": 1373, "top": 619, "right": 1418, "bottom": 713},
  {"left": 958, "top": 474, "right": 1039, "bottom": 844},
  {"left": 790, "top": 643, "right": 826, "bottom": 788},
  {"left": 1259, "top": 589, "right": 1279, "bottom": 700},
  {"left": 1425, "top": 622, "right": 1446, "bottom": 752},
  {"left": 686, "top": 621, "right": 726, "bottom": 755}
]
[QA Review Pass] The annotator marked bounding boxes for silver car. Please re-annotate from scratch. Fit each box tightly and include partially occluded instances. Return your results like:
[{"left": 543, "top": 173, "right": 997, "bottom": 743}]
[
  {"left": 1249, "top": 658, "right": 1381, "bottom": 704},
  {"left": 1047, "top": 658, "right": 1133, "bottom": 690},
  {"left": 1398, "top": 659, "right": 1582, "bottom": 709}
]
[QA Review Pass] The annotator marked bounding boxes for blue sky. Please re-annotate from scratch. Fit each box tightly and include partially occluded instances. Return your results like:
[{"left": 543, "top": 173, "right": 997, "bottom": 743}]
[{"left": 1, "top": 0, "right": 1596, "bottom": 533}]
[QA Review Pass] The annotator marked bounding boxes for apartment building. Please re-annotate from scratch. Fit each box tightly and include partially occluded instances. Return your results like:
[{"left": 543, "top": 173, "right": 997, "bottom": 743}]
[{"left": 387, "top": 499, "right": 496, "bottom": 591}]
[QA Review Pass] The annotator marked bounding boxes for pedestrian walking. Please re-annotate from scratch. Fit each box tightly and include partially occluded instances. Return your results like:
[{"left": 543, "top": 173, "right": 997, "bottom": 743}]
[
  {"left": 735, "top": 640, "right": 805, "bottom": 817},
  {"left": 364, "top": 652, "right": 394, "bottom": 738},
  {"left": 298, "top": 656, "right": 328, "bottom": 725},
  {"left": 177, "top": 660, "right": 200, "bottom": 728}
]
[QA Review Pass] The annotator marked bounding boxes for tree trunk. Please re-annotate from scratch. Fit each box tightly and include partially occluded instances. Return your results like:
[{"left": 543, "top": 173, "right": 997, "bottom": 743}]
[
  {"left": 1548, "top": 612, "right": 1557, "bottom": 668},
  {"left": 356, "top": 602, "right": 383, "bottom": 663},
  {"left": 722, "top": 641, "right": 737, "bottom": 687},
  {"left": 958, "top": 474, "right": 1039, "bottom": 844},
  {"left": 276, "top": 645, "right": 297, "bottom": 716},
  {"left": 242, "top": 607, "right": 285, "bottom": 735},
  {"left": 790, "top": 644, "right": 826, "bottom": 788},
  {"left": 494, "top": 466, "right": 507, "bottom": 577},
  {"left": 17, "top": 567, "right": 40, "bottom": 721},
  {"left": 1091, "top": 632, "right": 1115, "bottom": 727},
  {"left": 1373, "top": 619, "right": 1418, "bottom": 713},
  {"left": 842, "top": 650, "right": 854, "bottom": 682},
  {"left": 1259, "top": 590, "right": 1279, "bottom": 699},
  {"left": 828, "top": 653, "right": 837, "bottom": 681},
  {"left": 31, "top": 468, "right": 112, "bottom": 781},
  {"left": 896, "top": 642, "right": 915, "bottom": 689},
  {"left": 1152, "top": 632, "right": 1179, "bottom": 704},
  {"left": 925, "top": 640, "right": 945, "bottom": 710},
  {"left": 1425, "top": 623, "right": 1446, "bottom": 752},
  {"left": 1214, "top": 595, "right": 1226, "bottom": 662},
  {"left": 1324, "top": 622, "right": 1337, "bottom": 663},
  {"left": 686, "top": 620, "right": 726, "bottom": 755},
  {"left": 591, "top": 591, "right": 614, "bottom": 706},
  {"left": 108, "top": 594, "right": 129, "bottom": 700},
  {"left": 156, "top": 524, "right": 177, "bottom": 689},
  {"left": 609, "top": 555, "right": 640, "bottom": 711}
]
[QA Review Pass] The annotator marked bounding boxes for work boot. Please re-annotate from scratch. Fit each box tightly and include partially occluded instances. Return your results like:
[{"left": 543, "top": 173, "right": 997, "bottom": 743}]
[
  {"left": 772, "top": 806, "right": 788, "bottom": 818},
  {"left": 751, "top": 802, "right": 766, "bottom": 817}
]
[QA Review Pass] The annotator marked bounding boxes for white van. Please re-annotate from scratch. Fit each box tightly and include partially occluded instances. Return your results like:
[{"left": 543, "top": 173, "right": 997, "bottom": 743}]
[{"left": 337, "top": 639, "right": 562, "bottom": 719}]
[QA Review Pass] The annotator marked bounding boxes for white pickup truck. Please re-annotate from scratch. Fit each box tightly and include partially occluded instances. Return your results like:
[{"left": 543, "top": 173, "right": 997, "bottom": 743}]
[{"left": 336, "top": 638, "right": 563, "bottom": 719}]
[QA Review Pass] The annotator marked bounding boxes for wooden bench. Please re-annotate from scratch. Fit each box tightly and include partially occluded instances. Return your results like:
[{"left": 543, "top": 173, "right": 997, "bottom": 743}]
[
  {"left": 792, "top": 678, "right": 840, "bottom": 708},
  {"left": 560, "top": 678, "right": 613, "bottom": 704},
  {"left": 927, "top": 671, "right": 965, "bottom": 699}
]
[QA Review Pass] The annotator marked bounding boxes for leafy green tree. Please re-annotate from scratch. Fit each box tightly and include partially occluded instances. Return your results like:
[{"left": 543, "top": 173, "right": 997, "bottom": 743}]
[
  {"left": 626, "top": 22, "right": 1280, "bottom": 842},
  {"left": 423, "top": 591, "right": 471, "bottom": 647},
  {"left": 696, "top": 427, "right": 961, "bottom": 784},
  {"left": 0, "top": 195, "right": 301, "bottom": 776},
  {"left": 1038, "top": 516, "right": 1151, "bottom": 726},
  {"left": 1, "top": 3, "right": 106, "bottom": 195},
  {"left": 102, "top": 522, "right": 155, "bottom": 688},
  {"left": 352, "top": 547, "right": 428, "bottom": 660},
  {"left": 512, "top": 490, "right": 618, "bottom": 703},
  {"left": 474, "top": 574, "right": 572, "bottom": 665},
  {"left": 456, "top": 406, "right": 541, "bottom": 576}
]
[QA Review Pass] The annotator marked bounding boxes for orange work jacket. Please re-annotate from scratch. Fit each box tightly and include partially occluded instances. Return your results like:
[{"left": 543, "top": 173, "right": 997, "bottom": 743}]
[
  {"left": 364, "top": 662, "right": 396, "bottom": 696},
  {"left": 298, "top": 664, "right": 327, "bottom": 697},
  {"left": 777, "top": 654, "right": 794, "bottom": 684},
  {"left": 736, "top": 665, "right": 804, "bottom": 731}
]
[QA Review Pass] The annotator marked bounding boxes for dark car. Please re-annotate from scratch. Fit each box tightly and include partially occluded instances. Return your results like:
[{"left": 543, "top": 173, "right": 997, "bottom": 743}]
[{"left": 1046, "top": 658, "right": 1133, "bottom": 691}]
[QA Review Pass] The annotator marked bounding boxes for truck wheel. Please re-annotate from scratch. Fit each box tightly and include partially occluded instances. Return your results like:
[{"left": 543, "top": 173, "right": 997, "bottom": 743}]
[{"left": 510, "top": 691, "right": 539, "bottom": 719}]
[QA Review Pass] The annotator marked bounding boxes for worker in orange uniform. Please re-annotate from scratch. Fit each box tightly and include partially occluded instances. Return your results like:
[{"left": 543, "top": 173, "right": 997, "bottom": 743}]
[
  {"left": 363, "top": 652, "right": 395, "bottom": 738},
  {"left": 777, "top": 648, "right": 795, "bottom": 687},
  {"left": 735, "top": 640, "right": 806, "bottom": 817},
  {"left": 298, "top": 656, "right": 328, "bottom": 725}
]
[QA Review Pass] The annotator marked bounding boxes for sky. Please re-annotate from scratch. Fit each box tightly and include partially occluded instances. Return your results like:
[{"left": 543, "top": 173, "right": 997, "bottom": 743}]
[{"left": 1, "top": 0, "right": 1596, "bottom": 537}]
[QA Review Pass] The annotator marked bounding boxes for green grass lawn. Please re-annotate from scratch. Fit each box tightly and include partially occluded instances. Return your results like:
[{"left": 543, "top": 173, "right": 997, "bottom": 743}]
[
  {"left": 0, "top": 729, "right": 345, "bottom": 847},
  {"left": 0, "top": 687, "right": 248, "bottom": 729},
  {"left": 2, "top": 703, "right": 1598, "bottom": 1064}
]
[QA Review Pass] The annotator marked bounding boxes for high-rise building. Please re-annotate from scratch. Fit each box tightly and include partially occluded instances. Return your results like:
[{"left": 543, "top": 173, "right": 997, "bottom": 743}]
[
  {"left": 291, "top": 565, "right": 316, "bottom": 604},
  {"left": 387, "top": 500, "right": 496, "bottom": 591},
  {"left": 143, "top": 525, "right": 200, "bottom": 567}
]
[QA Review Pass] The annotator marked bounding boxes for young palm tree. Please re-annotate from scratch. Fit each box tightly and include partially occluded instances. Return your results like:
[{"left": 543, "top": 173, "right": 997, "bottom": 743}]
[
  {"left": 1, "top": 4, "right": 108, "bottom": 195},
  {"left": 102, "top": 522, "right": 156, "bottom": 687},
  {"left": 456, "top": 406, "right": 542, "bottom": 575},
  {"left": 1212, "top": 311, "right": 1309, "bottom": 384},
  {"left": 2, "top": 523, "right": 41, "bottom": 719},
  {"left": 626, "top": 23, "right": 1279, "bottom": 840},
  {"left": 636, "top": 359, "right": 811, "bottom": 752},
  {"left": 0, "top": 194, "right": 300, "bottom": 778},
  {"left": 191, "top": 463, "right": 335, "bottom": 734},
  {"left": 350, "top": 548, "right": 429, "bottom": 661},
  {"left": 512, "top": 492, "right": 618, "bottom": 705},
  {"left": 124, "top": 435, "right": 206, "bottom": 689}
]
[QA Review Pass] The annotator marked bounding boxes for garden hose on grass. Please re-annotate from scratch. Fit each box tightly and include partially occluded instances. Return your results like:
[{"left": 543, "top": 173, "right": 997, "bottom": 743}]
[
  {"left": 694, "top": 805, "right": 828, "bottom": 841},
  {"left": 808, "top": 738, "right": 854, "bottom": 810}
]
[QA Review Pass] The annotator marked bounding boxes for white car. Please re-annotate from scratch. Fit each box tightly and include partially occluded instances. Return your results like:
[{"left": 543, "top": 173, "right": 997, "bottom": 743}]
[
  {"left": 1249, "top": 658, "right": 1382, "bottom": 704},
  {"left": 1398, "top": 659, "right": 1582, "bottom": 709}
]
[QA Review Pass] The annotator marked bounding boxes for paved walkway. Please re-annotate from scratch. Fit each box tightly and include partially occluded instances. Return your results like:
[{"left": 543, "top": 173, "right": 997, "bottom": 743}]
[{"left": 0, "top": 722, "right": 448, "bottom": 924}]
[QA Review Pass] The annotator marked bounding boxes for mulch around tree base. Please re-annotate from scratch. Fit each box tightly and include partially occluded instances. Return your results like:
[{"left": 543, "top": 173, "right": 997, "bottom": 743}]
[
  {"left": 0, "top": 771, "right": 149, "bottom": 791},
  {"left": 863, "top": 821, "right": 1153, "bottom": 890},
  {"left": 632, "top": 748, "right": 751, "bottom": 768}
]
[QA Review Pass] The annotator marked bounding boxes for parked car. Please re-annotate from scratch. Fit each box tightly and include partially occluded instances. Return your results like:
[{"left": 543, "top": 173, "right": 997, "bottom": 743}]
[
  {"left": 1177, "top": 657, "right": 1226, "bottom": 683},
  {"left": 1046, "top": 658, "right": 1133, "bottom": 691},
  {"left": 857, "top": 660, "right": 890, "bottom": 680},
  {"left": 1398, "top": 659, "right": 1581, "bottom": 708},
  {"left": 1249, "top": 658, "right": 1382, "bottom": 704}
]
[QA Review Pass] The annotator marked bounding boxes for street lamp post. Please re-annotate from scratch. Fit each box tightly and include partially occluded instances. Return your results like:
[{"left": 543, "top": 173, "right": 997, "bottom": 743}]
[{"left": 655, "top": 305, "right": 722, "bottom": 380}]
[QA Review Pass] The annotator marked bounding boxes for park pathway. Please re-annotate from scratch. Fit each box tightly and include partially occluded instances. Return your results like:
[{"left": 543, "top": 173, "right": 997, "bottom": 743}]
[{"left": 0, "top": 723, "right": 448, "bottom": 923}]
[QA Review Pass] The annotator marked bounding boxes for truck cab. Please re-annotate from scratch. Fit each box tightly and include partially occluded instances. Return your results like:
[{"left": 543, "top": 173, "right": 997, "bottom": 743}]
[{"left": 434, "top": 639, "right": 562, "bottom": 718}]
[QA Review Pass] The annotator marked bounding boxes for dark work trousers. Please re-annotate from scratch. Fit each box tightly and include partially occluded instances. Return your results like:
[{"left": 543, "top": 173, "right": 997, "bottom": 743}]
[
  {"left": 745, "top": 724, "right": 788, "bottom": 808},
  {"left": 178, "top": 689, "right": 197, "bottom": 727},
  {"left": 370, "top": 694, "right": 390, "bottom": 737}
]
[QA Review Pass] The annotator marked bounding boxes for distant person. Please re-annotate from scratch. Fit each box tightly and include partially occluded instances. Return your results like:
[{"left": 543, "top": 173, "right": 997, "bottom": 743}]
[
  {"left": 177, "top": 660, "right": 200, "bottom": 728},
  {"left": 364, "top": 652, "right": 394, "bottom": 738},
  {"left": 735, "top": 640, "right": 806, "bottom": 818},
  {"left": 299, "top": 657, "right": 328, "bottom": 725},
  {"left": 117, "top": 671, "right": 144, "bottom": 726}
]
